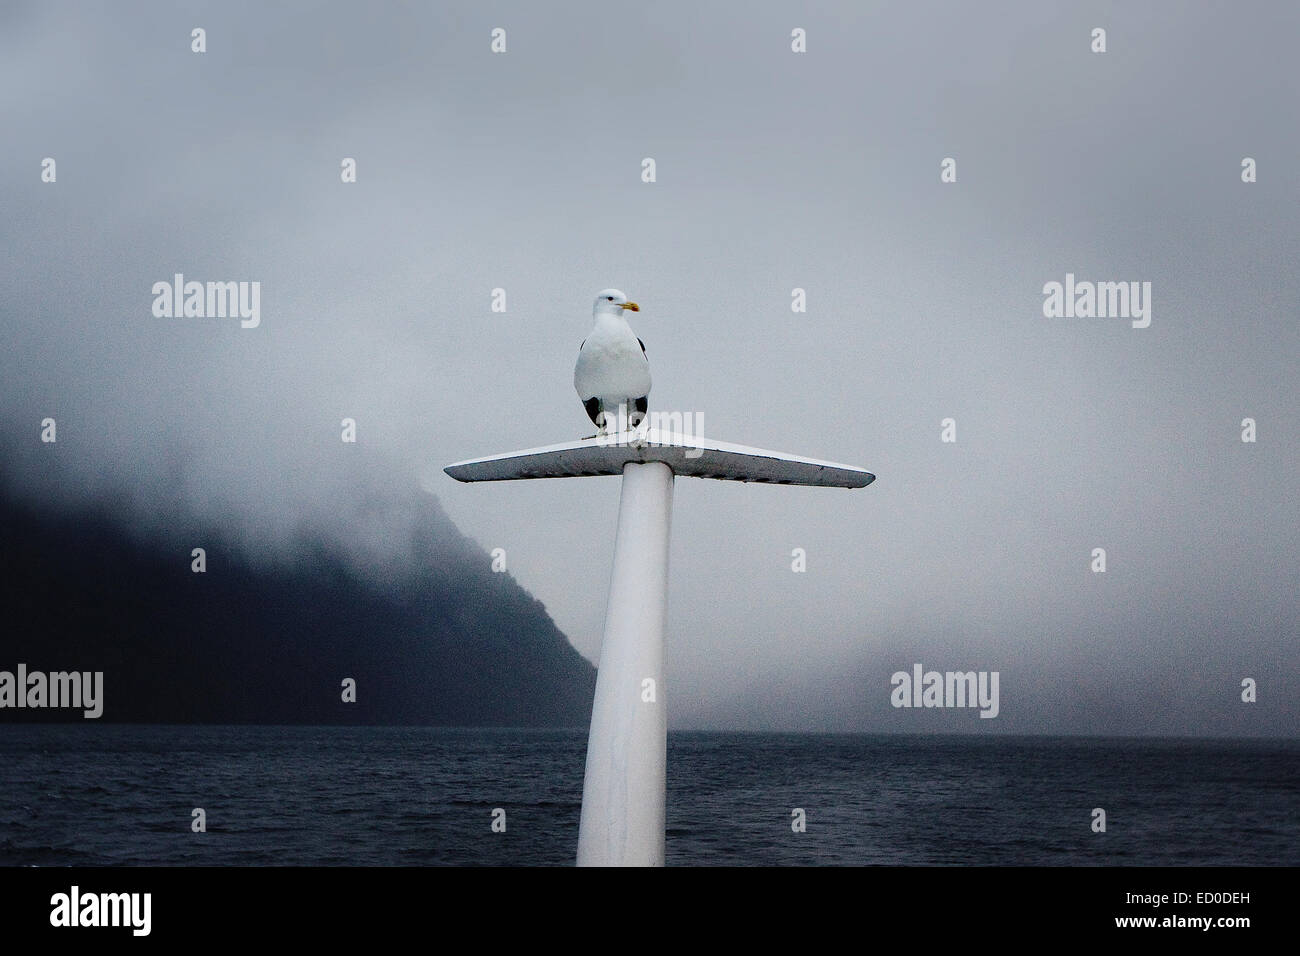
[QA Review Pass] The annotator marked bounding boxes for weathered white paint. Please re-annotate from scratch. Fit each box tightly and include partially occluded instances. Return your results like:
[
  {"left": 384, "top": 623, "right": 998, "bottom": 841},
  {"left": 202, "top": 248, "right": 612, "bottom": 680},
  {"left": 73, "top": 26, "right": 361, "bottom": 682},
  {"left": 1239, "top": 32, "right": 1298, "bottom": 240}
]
[
  {"left": 444, "top": 429, "right": 874, "bottom": 488},
  {"left": 575, "top": 461, "right": 672, "bottom": 866}
]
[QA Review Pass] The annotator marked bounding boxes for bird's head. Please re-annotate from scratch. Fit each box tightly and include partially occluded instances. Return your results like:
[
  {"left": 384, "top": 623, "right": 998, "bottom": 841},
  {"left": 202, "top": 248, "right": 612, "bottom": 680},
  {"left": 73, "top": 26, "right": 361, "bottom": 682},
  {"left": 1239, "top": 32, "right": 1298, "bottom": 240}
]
[{"left": 594, "top": 289, "right": 640, "bottom": 316}]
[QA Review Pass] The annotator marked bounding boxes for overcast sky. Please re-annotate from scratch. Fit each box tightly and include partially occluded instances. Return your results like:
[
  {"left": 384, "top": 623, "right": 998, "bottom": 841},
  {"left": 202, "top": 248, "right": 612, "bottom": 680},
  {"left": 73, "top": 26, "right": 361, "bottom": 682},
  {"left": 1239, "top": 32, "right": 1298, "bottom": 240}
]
[{"left": 2, "top": 1, "right": 1296, "bottom": 735}]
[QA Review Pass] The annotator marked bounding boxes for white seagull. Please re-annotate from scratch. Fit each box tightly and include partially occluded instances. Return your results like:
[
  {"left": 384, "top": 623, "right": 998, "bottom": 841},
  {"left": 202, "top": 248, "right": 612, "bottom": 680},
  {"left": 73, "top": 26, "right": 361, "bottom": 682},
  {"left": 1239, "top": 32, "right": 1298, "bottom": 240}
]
[{"left": 574, "top": 289, "right": 651, "bottom": 436}]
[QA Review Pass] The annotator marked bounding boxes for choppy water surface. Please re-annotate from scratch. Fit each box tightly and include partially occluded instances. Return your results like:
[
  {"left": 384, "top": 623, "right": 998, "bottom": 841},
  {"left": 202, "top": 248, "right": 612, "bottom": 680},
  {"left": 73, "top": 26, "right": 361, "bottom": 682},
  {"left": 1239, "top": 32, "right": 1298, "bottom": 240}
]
[{"left": 0, "top": 727, "right": 1294, "bottom": 865}]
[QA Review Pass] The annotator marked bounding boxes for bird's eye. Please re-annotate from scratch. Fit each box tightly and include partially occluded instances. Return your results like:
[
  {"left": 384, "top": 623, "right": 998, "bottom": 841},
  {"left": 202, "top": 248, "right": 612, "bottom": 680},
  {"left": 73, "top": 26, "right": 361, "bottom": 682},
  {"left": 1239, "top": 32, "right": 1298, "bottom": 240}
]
[{"left": 606, "top": 296, "right": 613, "bottom": 301}]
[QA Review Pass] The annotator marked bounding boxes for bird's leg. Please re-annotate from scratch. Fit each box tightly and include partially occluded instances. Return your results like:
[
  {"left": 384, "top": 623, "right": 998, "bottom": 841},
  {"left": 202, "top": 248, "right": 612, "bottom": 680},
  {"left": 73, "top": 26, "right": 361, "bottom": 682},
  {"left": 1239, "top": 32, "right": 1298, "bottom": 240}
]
[
  {"left": 630, "top": 416, "right": 649, "bottom": 449},
  {"left": 627, "top": 399, "right": 649, "bottom": 448},
  {"left": 593, "top": 410, "right": 608, "bottom": 437}
]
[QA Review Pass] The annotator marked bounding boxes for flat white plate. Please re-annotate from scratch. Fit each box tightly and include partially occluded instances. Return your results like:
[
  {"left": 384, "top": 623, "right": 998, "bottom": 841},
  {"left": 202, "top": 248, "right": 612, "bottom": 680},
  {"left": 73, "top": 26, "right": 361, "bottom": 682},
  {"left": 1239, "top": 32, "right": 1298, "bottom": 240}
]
[{"left": 444, "top": 429, "right": 875, "bottom": 488}]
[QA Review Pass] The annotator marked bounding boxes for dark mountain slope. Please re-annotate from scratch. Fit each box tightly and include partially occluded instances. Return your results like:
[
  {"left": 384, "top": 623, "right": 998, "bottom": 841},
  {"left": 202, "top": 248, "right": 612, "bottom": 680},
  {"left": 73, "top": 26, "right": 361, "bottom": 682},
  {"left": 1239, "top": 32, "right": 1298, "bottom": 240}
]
[{"left": 0, "top": 470, "right": 596, "bottom": 725}]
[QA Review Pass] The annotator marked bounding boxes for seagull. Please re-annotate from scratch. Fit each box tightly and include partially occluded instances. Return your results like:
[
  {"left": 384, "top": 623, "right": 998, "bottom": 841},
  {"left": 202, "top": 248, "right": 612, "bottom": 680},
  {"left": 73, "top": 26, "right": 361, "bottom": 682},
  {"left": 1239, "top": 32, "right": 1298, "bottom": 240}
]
[{"left": 574, "top": 289, "right": 651, "bottom": 437}]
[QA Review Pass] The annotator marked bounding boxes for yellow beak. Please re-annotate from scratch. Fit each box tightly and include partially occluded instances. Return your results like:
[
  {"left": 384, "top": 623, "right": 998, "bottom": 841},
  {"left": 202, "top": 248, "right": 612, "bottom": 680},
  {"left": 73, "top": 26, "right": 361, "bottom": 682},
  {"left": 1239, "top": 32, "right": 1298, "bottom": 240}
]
[{"left": 621, "top": 301, "right": 640, "bottom": 312}]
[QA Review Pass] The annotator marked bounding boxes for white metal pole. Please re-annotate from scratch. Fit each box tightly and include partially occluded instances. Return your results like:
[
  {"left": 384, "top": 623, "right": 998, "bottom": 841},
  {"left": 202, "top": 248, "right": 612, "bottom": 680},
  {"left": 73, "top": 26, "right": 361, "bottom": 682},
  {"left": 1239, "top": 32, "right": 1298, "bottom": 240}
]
[
  {"left": 445, "top": 433, "right": 871, "bottom": 865},
  {"left": 576, "top": 460, "right": 674, "bottom": 866}
]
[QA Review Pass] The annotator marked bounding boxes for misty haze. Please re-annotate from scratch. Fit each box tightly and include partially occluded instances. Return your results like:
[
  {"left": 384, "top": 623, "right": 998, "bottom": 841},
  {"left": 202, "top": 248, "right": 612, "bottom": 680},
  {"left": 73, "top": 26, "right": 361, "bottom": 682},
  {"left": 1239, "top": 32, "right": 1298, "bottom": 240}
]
[{"left": 1, "top": 2, "right": 1295, "bottom": 740}]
